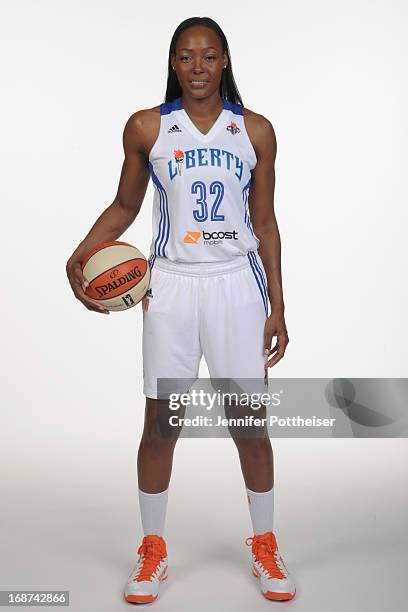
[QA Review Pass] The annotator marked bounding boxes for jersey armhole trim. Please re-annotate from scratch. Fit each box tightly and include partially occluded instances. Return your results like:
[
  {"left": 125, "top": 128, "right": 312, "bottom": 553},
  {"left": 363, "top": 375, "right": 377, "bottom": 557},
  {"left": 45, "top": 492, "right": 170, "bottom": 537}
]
[{"left": 242, "top": 110, "right": 258, "bottom": 170}]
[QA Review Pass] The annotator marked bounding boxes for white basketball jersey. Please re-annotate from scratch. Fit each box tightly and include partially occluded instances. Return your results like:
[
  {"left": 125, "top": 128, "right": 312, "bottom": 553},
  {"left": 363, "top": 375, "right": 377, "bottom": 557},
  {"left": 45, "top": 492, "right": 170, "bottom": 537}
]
[{"left": 147, "top": 97, "right": 260, "bottom": 267}]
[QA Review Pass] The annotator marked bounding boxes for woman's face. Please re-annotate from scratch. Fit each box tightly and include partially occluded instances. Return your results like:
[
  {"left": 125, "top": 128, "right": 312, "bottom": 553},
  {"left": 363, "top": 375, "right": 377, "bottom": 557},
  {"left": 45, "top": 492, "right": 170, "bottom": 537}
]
[{"left": 171, "top": 26, "right": 228, "bottom": 99}]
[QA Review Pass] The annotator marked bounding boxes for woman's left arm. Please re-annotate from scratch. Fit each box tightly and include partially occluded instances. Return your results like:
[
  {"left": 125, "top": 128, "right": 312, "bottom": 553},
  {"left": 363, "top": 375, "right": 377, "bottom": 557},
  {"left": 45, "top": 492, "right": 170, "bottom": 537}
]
[{"left": 245, "top": 112, "right": 289, "bottom": 369}]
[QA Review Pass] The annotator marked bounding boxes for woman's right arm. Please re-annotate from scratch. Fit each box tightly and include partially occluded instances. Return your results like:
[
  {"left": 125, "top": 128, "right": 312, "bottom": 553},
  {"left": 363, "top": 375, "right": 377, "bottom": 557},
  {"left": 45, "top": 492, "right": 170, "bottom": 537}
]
[{"left": 66, "top": 110, "right": 155, "bottom": 313}]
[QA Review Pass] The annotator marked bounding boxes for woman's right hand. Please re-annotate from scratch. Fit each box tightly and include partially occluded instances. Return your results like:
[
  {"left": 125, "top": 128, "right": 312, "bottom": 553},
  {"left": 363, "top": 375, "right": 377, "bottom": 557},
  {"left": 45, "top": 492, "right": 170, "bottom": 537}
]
[{"left": 66, "top": 260, "right": 110, "bottom": 314}]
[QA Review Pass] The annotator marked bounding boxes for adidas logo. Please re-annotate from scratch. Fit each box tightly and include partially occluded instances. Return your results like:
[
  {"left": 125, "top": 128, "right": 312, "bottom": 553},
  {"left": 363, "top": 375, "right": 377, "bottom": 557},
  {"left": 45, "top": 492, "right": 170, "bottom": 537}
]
[{"left": 168, "top": 124, "right": 182, "bottom": 133}]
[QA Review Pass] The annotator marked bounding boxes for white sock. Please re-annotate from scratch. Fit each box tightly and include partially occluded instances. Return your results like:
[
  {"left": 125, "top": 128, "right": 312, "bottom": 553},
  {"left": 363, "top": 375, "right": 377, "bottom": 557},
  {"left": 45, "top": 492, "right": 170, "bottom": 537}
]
[
  {"left": 246, "top": 486, "right": 274, "bottom": 535},
  {"left": 138, "top": 488, "right": 169, "bottom": 537}
]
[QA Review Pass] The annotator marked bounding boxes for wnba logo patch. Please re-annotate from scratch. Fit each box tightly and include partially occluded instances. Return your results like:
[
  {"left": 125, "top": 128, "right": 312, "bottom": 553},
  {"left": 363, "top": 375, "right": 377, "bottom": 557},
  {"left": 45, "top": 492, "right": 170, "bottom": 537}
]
[
  {"left": 183, "top": 231, "right": 201, "bottom": 244},
  {"left": 226, "top": 121, "right": 240, "bottom": 135}
]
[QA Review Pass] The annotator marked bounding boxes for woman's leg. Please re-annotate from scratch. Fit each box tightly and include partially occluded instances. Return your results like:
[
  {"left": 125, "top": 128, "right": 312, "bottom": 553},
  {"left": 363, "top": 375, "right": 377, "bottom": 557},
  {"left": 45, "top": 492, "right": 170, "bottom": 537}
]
[
  {"left": 137, "top": 397, "right": 184, "bottom": 492},
  {"left": 234, "top": 434, "right": 275, "bottom": 536},
  {"left": 226, "top": 400, "right": 273, "bottom": 489},
  {"left": 231, "top": 415, "right": 295, "bottom": 601},
  {"left": 136, "top": 397, "right": 185, "bottom": 536},
  {"left": 124, "top": 397, "right": 184, "bottom": 603},
  {"left": 233, "top": 432, "right": 274, "bottom": 491},
  {"left": 227, "top": 401, "right": 275, "bottom": 535}
]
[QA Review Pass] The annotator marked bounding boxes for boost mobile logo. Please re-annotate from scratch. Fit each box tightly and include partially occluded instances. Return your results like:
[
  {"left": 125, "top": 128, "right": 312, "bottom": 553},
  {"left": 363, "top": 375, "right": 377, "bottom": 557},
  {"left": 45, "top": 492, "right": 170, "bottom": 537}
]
[
  {"left": 183, "top": 231, "right": 201, "bottom": 244},
  {"left": 183, "top": 230, "right": 239, "bottom": 245}
]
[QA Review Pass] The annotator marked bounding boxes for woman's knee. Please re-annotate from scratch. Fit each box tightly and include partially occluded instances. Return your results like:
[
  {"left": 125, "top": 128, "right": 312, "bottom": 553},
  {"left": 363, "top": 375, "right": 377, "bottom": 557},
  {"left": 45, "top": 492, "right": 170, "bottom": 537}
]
[
  {"left": 139, "top": 427, "right": 178, "bottom": 457},
  {"left": 232, "top": 434, "right": 272, "bottom": 456},
  {"left": 141, "top": 399, "right": 182, "bottom": 453}
]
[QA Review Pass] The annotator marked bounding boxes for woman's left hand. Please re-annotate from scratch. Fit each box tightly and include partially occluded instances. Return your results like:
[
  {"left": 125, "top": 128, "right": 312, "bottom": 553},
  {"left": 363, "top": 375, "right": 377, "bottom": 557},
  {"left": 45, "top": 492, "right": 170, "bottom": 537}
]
[{"left": 263, "top": 310, "right": 289, "bottom": 369}]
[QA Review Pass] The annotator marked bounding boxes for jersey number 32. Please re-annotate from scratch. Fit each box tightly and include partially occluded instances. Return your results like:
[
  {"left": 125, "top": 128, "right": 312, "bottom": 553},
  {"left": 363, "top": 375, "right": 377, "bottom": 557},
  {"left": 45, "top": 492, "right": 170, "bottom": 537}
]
[{"left": 191, "top": 180, "right": 225, "bottom": 222}]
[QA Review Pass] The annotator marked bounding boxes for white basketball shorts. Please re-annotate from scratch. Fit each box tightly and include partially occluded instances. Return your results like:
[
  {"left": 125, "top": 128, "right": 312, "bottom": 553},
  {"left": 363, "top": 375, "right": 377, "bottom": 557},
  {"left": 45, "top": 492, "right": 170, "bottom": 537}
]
[{"left": 142, "top": 252, "right": 270, "bottom": 399}]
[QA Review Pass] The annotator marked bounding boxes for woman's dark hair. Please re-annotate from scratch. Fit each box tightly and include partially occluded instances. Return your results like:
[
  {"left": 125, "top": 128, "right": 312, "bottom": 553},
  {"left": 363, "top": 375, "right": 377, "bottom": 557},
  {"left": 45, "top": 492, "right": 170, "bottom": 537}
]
[{"left": 164, "top": 17, "right": 243, "bottom": 105}]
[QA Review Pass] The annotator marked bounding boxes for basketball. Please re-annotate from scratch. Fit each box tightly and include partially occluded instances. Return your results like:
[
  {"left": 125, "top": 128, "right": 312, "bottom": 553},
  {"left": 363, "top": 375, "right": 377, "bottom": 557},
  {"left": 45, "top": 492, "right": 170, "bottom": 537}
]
[{"left": 81, "top": 241, "right": 150, "bottom": 311}]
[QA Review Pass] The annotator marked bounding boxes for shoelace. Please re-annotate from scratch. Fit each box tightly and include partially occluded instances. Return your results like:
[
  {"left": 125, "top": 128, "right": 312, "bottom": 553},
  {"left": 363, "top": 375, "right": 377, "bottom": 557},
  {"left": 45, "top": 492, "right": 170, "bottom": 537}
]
[
  {"left": 245, "top": 534, "right": 286, "bottom": 579},
  {"left": 134, "top": 539, "right": 165, "bottom": 582}
]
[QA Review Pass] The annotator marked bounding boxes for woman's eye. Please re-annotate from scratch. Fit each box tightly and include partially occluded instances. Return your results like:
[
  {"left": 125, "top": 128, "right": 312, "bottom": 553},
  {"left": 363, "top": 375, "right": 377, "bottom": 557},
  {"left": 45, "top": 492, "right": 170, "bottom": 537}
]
[{"left": 178, "top": 54, "right": 216, "bottom": 62}]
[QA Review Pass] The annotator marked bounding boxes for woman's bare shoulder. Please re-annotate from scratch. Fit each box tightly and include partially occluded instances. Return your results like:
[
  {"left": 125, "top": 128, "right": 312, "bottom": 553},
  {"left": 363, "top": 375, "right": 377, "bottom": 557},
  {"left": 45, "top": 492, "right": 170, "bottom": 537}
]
[
  {"left": 125, "top": 105, "right": 161, "bottom": 135},
  {"left": 242, "top": 106, "right": 276, "bottom": 152},
  {"left": 123, "top": 104, "right": 161, "bottom": 156},
  {"left": 243, "top": 106, "right": 275, "bottom": 134}
]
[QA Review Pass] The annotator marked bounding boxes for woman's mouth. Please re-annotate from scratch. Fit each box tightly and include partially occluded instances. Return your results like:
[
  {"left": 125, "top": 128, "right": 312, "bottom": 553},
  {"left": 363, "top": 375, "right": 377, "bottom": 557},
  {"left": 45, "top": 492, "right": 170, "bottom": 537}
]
[{"left": 189, "top": 80, "right": 208, "bottom": 88}]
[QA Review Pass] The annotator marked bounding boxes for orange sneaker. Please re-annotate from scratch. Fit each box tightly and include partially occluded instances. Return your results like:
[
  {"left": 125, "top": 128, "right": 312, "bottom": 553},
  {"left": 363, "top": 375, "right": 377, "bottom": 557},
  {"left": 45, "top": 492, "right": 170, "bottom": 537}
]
[
  {"left": 124, "top": 534, "right": 168, "bottom": 604},
  {"left": 245, "top": 531, "right": 296, "bottom": 601}
]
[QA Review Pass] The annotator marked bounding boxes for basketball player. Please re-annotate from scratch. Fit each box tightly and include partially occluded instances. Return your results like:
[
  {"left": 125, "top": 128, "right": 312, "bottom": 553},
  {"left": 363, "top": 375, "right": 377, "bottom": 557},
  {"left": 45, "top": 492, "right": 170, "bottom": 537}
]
[{"left": 66, "top": 16, "right": 296, "bottom": 604}]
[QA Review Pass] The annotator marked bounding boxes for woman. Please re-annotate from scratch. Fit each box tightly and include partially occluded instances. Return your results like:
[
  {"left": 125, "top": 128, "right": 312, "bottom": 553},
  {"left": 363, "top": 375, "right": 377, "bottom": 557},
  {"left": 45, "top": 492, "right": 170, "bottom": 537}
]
[{"left": 66, "top": 16, "right": 296, "bottom": 604}]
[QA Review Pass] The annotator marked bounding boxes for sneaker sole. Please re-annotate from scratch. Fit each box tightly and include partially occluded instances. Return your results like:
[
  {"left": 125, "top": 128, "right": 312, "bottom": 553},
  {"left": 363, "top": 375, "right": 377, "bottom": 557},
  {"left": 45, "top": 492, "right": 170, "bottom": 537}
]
[
  {"left": 252, "top": 567, "right": 296, "bottom": 601},
  {"left": 124, "top": 569, "right": 168, "bottom": 604}
]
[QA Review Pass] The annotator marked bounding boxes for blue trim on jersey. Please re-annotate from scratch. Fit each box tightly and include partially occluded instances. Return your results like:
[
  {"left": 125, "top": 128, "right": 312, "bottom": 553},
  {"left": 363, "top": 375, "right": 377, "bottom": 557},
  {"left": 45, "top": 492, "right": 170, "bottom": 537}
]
[
  {"left": 156, "top": 187, "right": 167, "bottom": 255},
  {"left": 161, "top": 97, "right": 243, "bottom": 116},
  {"left": 242, "top": 177, "right": 260, "bottom": 248},
  {"left": 222, "top": 98, "right": 244, "bottom": 115},
  {"left": 247, "top": 251, "right": 268, "bottom": 315},
  {"left": 243, "top": 176, "right": 252, "bottom": 191},
  {"left": 148, "top": 162, "right": 170, "bottom": 257},
  {"left": 160, "top": 98, "right": 183, "bottom": 115},
  {"left": 252, "top": 251, "right": 269, "bottom": 309},
  {"left": 251, "top": 250, "right": 268, "bottom": 300},
  {"left": 148, "top": 253, "right": 156, "bottom": 270}
]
